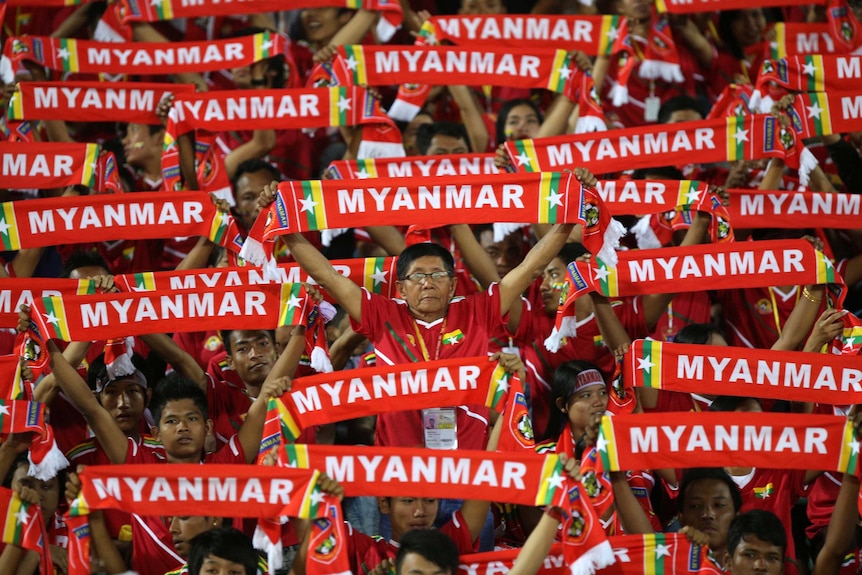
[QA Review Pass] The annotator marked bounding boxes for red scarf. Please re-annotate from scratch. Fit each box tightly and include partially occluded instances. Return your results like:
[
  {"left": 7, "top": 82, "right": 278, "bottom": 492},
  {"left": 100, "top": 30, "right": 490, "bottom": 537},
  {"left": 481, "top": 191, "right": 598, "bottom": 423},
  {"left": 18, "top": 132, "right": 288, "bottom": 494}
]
[
  {"left": 0, "top": 141, "right": 99, "bottom": 189},
  {"left": 656, "top": 0, "right": 810, "bottom": 13},
  {"left": 262, "top": 356, "right": 513, "bottom": 442},
  {"left": 0, "top": 400, "right": 66, "bottom": 481},
  {"left": 27, "top": 282, "right": 308, "bottom": 341},
  {"left": 506, "top": 115, "right": 798, "bottom": 175},
  {"left": 727, "top": 189, "right": 862, "bottom": 229},
  {"left": 598, "top": 412, "right": 859, "bottom": 475},
  {"left": 460, "top": 534, "right": 711, "bottom": 575},
  {"left": 4, "top": 32, "right": 288, "bottom": 74},
  {"left": 0, "top": 191, "right": 241, "bottom": 252},
  {"left": 767, "top": 23, "right": 856, "bottom": 58},
  {"left": 0, "top": 486, "right": 53, "bottom": 575},
  {"left": 755, "top": 55, "right": 862, "bottom": 98},
  {"left": 557, "top": 482, "right": 616, "bottom": 575},
  {"left": 783, "top": 92, "right": 862, "bottom": 138},
  {"left": 326, "top": 153, "right": 500, "bottom": 180},
  {"left": 8, "top": 81, "right": 195, "bottom": 124},
  {"left": 828, "top": 0, "right": 862, "bottom": 52},
  {"left": 279, "top": 444, "right": 568, "bottom": 507},
  {"left": 596, "top": 180, "right": 711, "bottom": 215},
  {"left": 241, "top": 173, "right": 586, "bottom": 267},
  {"left": 831, "top": 311, "right": 862, "bottom": 355},
  {"left": 418, "top": 15, "right": 620, "bottom": 54},
  {"left": 0, "top": 278, "right": 94, "bottom": 328},
  {"left": 625, "top": 339, "right": 862, "bottom": 405},
  {"left": 333, "top": 45, "right": 578, "bottom": 99},
  {"left": 499, "top": 373, "right": 536, "bottom": 452}
]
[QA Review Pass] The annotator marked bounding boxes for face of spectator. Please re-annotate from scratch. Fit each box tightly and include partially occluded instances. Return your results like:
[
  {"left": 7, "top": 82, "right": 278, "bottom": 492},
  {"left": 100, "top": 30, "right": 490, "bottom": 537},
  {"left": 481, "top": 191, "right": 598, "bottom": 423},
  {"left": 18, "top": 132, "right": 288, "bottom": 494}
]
[
  {"left": 398, "top": 553, "right": 451, "bottom": 575},
  {"left": 170, "top": 516, "right": 220, "bottom": 558},
  {"left": 11, "top": 466, "right": 60, "bottom": 522},
  {"left": 667, "top": 109, "right": 703, "bottom": 123},
  {"left": 123, "top": 123, "right": 162, "bottom": 168},
  {"left": 621, "top": 0, "right": 652, "bottom": 21},
  {"left": 679, "top": 479, "right": 737, "bottom": 553},
  {"left": 153, "top": 399, "right": 212, "bottom": 461},
  {"left": 301, "top": 8, "right": 353, "bottom": 47},
  {"left": 396, "top": 256, "right": 457, "bottom": 322},
  {"left": 539, "top": 257, "right": 567, "bottom": 314},
  {"left": 427, "top": 135, "right": 469, "bottom": 156},
  {"left": 379, "top": 497, "right": 438, "bottom": 542},
  {"left": 227, "top": 330, "right": 277, "bottom": 388},
  {"left": 100, "top": 379, "right": 149, "bottom": 436},
  {"left": 730, "top": 9, "right": 766, "bottom": 48},
  {"left": 459, "top": 0, "right": 505, "bottom": 14},
  {"left": 726, "top": 535, "right": 784, "bottom": 575},
  {"left": 404, "top": 114, "right": 434, "bottom": 156},
  {"left": 197, "top": 554, "right": 248, "bottom": 575},
  {"left": 479, "top": 230, "right": 525, "bottom": 278},
  {"left": 234, "top": 169, "right": 273, "bottom": 229},
  {"left": 557, "top": 382, "right": 608, "bottom": 437},
  {"left": 503, "top": 104, "right": 540, "bottom": 142}
]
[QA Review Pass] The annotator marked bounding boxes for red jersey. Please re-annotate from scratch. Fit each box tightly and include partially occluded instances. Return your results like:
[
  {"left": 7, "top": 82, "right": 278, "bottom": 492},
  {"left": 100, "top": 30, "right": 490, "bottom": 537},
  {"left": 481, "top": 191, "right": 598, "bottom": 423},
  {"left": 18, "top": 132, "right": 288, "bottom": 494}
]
[
  {"left": 648, "top": 292, "right": 713, "bottom": 342},
  {"left": 731, "top": 467, "right": 806, "bottom": 572},
  {"left": 173, "top": 330, "right": 224, "bottom": 371},
  {"left": 352, "top": 286, "right": 505, "bottom": 449},
  {"left": 717, "top": 286, "right": 815, "bottom": 349}
]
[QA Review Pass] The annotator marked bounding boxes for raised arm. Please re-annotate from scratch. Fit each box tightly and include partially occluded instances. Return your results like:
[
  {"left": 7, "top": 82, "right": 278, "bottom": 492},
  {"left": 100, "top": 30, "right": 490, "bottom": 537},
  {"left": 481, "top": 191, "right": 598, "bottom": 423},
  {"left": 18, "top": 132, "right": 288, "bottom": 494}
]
[
  {"left": 237, "top": 377, "right": 292, "bottom": 464},
  {"left": 812, "top": 472, "right": 861, "bottom": 575}
]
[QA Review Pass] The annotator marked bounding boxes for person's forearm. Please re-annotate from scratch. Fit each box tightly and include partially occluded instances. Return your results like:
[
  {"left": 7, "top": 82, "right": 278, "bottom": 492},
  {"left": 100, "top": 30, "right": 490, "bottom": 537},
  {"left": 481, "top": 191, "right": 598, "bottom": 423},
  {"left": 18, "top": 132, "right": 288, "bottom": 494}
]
[
  {"left": 537, "top": 94, "right": 576, "bottom": 138},
  {"left": 449, "top": 85, "right": 489, "bottom": 153},
  {"left": 269, "top": 326, "right": 305, "bottom": 380},
  {"left": 90, "top": 514, "right": 129, "bottom": 575},
  {"left": 174, "top": 237, "right": 215, "bottom": 271},
  {"left": 330, "top": 10, "right": 377, "bottom": 46},
  {"left": 140, "top": 333, "right": 207, "bottom": 389},
  {"left": 609, "top": 471, "right": 655, "bottom": 534},
  {"left": 507, "top": 511, "right": 562, "bottom": 575},
  {"left": 364, "top": 226, "right": 406, "bottom": 256},
  {"left": 773, "top": 284, "right": 825, "bottom": 351},
  {"left": 450, "top": 224, "right": 500, "bottom": 290},
  {"left": 757, "top": 158, "right": 785, "bottom": 190}
]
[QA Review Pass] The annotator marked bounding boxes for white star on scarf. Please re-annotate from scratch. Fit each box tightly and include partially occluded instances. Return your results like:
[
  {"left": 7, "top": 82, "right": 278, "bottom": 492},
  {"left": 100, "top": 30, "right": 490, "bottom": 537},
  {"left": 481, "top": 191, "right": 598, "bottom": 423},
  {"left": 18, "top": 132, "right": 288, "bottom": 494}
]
[
  {"left": 637, "top": 354, "right": 655, "bottom": 373},
  {"left": 494, "top": 376, "right": 509, "bottom": 394},
  {"left": 544, "top": 473, "right": 565, "bottom": 490},
  {"left": 310, "top": 491, "right": 327, "bottom": 506},
  {"left": 299, "top": 196, "right": 318, "bottom": 213},
  {"left": 685, "top": 188, "right": 701, "bottom": 204},
  {"left": 605, "top": 26, "right": 620, "bottom": 42},
  {"left": 356, "top": 169, "right": 371, "bottom": 179},
  {"left": 57, "top": 48, "right": 70, "bottom": 60},
  {"left": 593, "top": 265, "right": 611, "bottom": 283},
  {"left": 515, "top": 153, "right": 532, "bottom": 167},
  {"left": 0, "top": 218, "right": 10, "bottom": 237},
  {"left": 337, "top": 97, "right": 352, "bottom": 112},
  {"left": 15, "top": 508, "right": 29, "bottom": 525},
  {"left": 557, "top": 66, "right": 573, "bottom": 80},
  {"left": 345, "top": 56, "right": 359, "bottom": 70},
  {"left": 806, "top": 102, "right": 822, "bottom": 119},
  {"left": 802, "top": 62, "right": 817, "bottom": 76},
  {"left": 0, "top": 404, "right": 8, "bottom": 415},
  {"left": 654, "top": 543, "right": 672, "bottom": 558},
  {"left": 851, "top": 438, "right": 861, "bottom": 455},
  {"left": 596, "top": 434, "right": 609, "bottom": 453},
  {"left": 371, "top": 268, "right": 388, "bottom": 285},
  {"left": 43, "top": 311, "right": 60, "bottom": 326},
  {"left": 286, "top": 295, "right": 303, "bottom": 310},
  {"left": 734, "top": 128, "right": 749, "bottom": 144},
  {"left": 545, "top": 189, "right": 564, "bottom": 207},
  {"left": 150, "top": 0, "right": 163, "bottom": 6}
]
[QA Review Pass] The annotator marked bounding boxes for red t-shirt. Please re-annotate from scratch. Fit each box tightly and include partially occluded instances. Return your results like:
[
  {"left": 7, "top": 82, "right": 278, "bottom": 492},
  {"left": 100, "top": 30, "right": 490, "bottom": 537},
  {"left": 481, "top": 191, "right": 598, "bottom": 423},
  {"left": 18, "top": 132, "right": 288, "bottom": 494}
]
[
  {"left": 648, "top": 291, "right": 713, "bottom": 342},
  {"left": 173, "top": 330, "right": 224, "bottom": 371},
  {"left": 717, "top": 286, "right": 818, "bottom": 349},
  {"left": 352, "top": 286, "right": 505, "bottom": 449}
]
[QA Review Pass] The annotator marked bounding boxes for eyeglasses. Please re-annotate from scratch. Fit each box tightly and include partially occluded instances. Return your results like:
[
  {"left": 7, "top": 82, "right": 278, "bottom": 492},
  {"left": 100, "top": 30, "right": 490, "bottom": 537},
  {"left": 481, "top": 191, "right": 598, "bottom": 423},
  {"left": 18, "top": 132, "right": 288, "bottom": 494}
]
[{"left": 400, "top": 271, "right": 452, "bottom": 283}]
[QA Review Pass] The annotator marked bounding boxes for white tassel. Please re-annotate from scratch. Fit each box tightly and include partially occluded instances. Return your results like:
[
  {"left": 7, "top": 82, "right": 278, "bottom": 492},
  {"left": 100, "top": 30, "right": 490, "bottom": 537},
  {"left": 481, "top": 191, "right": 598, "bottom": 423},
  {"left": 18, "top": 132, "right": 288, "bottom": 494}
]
[
  {"left": 758, "top": 95, "right": 775, "bottom": 114},
  {"left": 320, "top": 228, "right": 349, "bottom": 247},
  {"left": 239, "top": 235, "right": 267, "bottom": 266},
  {"left": 252, "top": 522, "right": 284, "bottom": 575},
  {"left": 28, "top": 442, "right": 69, "bottom": 482},
  {"left": 798, "top": 147, "right": 818, "bottom": 188},
  {"left": 608, "top": 83, "right": 629, "bottom": 107},
  {"left": 492, "top": 223, "right": 525, "bottom": 242},
  {"left": 106, "top": 336, "right": 136, "bottom": 381},
  {"left": 638, "top": 61, "right": 684, "bottom": 84},
  {"left": 631, "top": 215, "right": 662, "bottom": 249},
  {"left": 575, "top": 116, "right": 607, "bottom": 134},
  {"left": 311, "top": 346, "right": 333, "bottom": 373},
  {"left": 387, "top": 99, "right": 421, "bottom": 123},
  {"left": 375, "top": 17, "right": 399, "bottom": 43},
  {"left": 319, "top": 301, "right": 338, "bottom": 323},
  {"left": 569, "top": 540, "right": 616, "bottom": 575},
  {"left": 262, "top": 258, "right": 281, "bottom": 282},
  {"left": 544, "top": 315, "right": 578, "bottom": 352},
  {"left": 596, "top": 219, "right": 626, "bottom": 268}
]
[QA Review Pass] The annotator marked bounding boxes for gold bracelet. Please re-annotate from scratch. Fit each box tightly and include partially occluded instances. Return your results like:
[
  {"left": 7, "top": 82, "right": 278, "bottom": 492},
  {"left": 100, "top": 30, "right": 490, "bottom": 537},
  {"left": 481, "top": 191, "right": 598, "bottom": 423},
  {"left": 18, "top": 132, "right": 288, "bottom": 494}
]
[{"left": 802, "top": 287, "right": 822, "bottom": 304}]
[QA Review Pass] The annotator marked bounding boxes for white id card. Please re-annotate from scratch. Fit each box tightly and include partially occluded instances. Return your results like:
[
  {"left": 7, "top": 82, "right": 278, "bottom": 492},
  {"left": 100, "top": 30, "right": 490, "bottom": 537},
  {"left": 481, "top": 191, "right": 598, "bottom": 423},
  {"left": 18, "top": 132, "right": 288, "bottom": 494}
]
[
  {"left": 644, "top": 96, "right": 661, "bottom": 123},
  {"left": 422, "top": 407, "right": 458, "bottom": 450}
]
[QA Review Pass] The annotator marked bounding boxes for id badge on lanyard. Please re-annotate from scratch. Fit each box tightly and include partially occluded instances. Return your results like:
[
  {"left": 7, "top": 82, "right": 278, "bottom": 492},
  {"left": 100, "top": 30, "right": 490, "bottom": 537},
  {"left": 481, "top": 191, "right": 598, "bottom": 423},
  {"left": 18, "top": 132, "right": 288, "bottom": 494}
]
[{"left": 422, "top": 407, "right": 458, "bottom": 450}]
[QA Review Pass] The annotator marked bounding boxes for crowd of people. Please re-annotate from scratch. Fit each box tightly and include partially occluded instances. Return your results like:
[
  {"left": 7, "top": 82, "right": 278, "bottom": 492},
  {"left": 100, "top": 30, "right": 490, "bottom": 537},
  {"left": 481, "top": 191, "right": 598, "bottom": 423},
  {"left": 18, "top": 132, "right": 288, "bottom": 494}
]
[{"left": 0, "top": 0, "right": 861, "bottom": 573}]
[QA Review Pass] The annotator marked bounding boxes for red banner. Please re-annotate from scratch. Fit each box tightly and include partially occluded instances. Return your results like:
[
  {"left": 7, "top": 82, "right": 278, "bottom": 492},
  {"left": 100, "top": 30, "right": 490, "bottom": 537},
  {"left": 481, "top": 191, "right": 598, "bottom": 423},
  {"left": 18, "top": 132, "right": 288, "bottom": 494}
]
[
  {"left": 0, "top": 142, "right": 99, "bottom": 189},
  {"left": 656, "top": 0, "right": 817, "bottom": 14},
  {"left": 598, "top": 412, "right": 859, "bottom": 474},
  {"left": 117, "top": 0, "right": 401, "bottom": 24},
  {"left": 326, "top": 153, "right": 500, "bottom": 179},
  {"left": 0, "top": 279, "right": 94, "bottom": 328},
  {"left": 756, "top": 55, "right": 862, "bottom": 94},
  {"left": 9, "top": 81, "right": 196, "bottom": 125},
  {"left": 727, "top": 189, "right": 862, "bottom": 229},
  {"left": 625, "top": 339, "right": 862, "bottom": 405},
  {"left": 785, "top": 92, "right": 862, "bottom": 138}
]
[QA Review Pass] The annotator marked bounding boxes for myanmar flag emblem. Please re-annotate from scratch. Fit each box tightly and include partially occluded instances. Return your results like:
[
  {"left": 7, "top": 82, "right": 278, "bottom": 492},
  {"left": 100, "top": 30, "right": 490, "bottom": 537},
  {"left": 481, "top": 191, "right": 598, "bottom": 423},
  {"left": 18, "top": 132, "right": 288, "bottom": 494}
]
[
  {"left": 442, "top": 329, "right": 464, "bottom": 346},
  {"left": 753, "top": 482, "right": 774, "bottom": 499}
]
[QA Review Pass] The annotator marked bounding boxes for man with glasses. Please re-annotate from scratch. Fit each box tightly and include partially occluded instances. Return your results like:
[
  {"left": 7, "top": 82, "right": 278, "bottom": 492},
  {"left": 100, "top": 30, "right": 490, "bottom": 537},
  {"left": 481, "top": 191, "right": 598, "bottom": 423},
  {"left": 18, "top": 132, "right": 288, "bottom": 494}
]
[{"left": 258, "top": 169, "right": 596, "bottom": 450}]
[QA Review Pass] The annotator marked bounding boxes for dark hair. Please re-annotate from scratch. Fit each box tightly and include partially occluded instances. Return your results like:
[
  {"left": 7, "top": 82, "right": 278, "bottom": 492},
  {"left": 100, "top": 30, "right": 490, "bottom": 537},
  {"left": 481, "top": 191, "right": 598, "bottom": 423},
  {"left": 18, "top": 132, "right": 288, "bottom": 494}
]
[
  {"left": 221, "top": 329, "right": 276, "bottom": 357},
  {"left": 658, "top": 95, "right": 708, "bottom": 125},
  {"left": 396, "top": 529, "right": 460, "bottom": 575},
  {"left": 674, "top": 323, "right": 726, "bottom": 346},
  {"left": 495, "top": 98, "right": 544, "bottom": 146},
  {"left": 708, "top": 396, "right": 762, "bottom": 412},
  {"left": 717, "top": 9, "right": 774, "bottom": 60},
  {"left": 542, "top": 360, "right": 603, "bottom": 443},
  {"left": 556, "top": 242, "right": 590, "bottom": 266},
  {"left": 415, "top": 122, "right": 470, "bottom": 155},
  {"left": 678, "top": 468, "right": 743, "bottom": 514},
  {"left": 150, "top": 373, "right": 208, "bottom": 425},
  {"left": 233, "top": 159, "right": 281, "bottom": 189},
  {"left": 726, "top": 510, "right": 787, "bottom": 557},
  {"left": 188, "top": 527, "right": 259, "bottom": 575},
  {"left": 631, "top": 166, "right": 686, "bottom": 181},
  {"left": 229, "top": 27, "right": 287, "bottom": 88},
  {"left": 2, "top": 453, "right": 68, "bottom": 502},
  {"left": 396, "top": 243, "right": 456, "bottom": 281},
  {"left": 60, "top": 251, "right": 110, "bottom": 278},
  {"left": 86, "top": 351, "right": 151, "bottom": 393}
]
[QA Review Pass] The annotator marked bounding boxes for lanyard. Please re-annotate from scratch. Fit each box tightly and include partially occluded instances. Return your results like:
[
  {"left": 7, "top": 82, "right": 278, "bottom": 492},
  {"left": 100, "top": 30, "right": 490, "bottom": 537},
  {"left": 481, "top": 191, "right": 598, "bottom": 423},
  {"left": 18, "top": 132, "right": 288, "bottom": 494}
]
[
  {"left": 413, "top": 317, "right": 446, "bottom": 362},
  {"left": 769, "top": 288, "right": 800, "bottom": 337}
]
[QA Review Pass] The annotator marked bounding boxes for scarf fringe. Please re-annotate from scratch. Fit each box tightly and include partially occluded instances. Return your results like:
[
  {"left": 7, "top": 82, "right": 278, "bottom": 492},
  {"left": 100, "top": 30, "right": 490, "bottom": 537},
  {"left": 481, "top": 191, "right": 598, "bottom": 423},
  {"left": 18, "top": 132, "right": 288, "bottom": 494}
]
[
  {"left": 252, "top": 522, "right": 284, "bottom": 575},
  {"left": 311, "top": 346, "right": 334, "bottom": 373},
  {"left": 493, "top": 222, "right": 526, "bottom": 242},
  {"left": 798, "top": 147, "right": 818, "bottom": 187},
  {"left": 569, "top": 540, "right": 616, "bottom": 575},
  {"left": 545, "top": 315, "right": 577, "bottom": 352},
  {"left": 28, "top": 441, "right": 69, "bottom": 482},
  {"left": 575, "top": 115, "right": 607, "bottom": 134},
  {"left": 357, "top": 140, "right": 406, "bottom": 160},
  {"left": 631, "top": 215, "right": 663, "bottom": 249},
  {"left": 638, "top": 60, "right": 684, "bottom": 84},
  {"left": 239, "top": 235, "right": 268, "bottom": 267},
  {"left": 376, "top": 18, "right": 399, "bottom": 44},
  {"left": 263, "top": 258, "right": 282, "bottom": 282},
  {"left": 321, "top": 228, "right": 350, "bottom": 248},
  {"left": 388, "top": 99, "right": 421, "bottom": 123},
  {"left": 596, "top": 219, "right": 626, "bottom": 268},
  {"left": 608, "top": 83, "right": 629, "bottom": 107}
]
